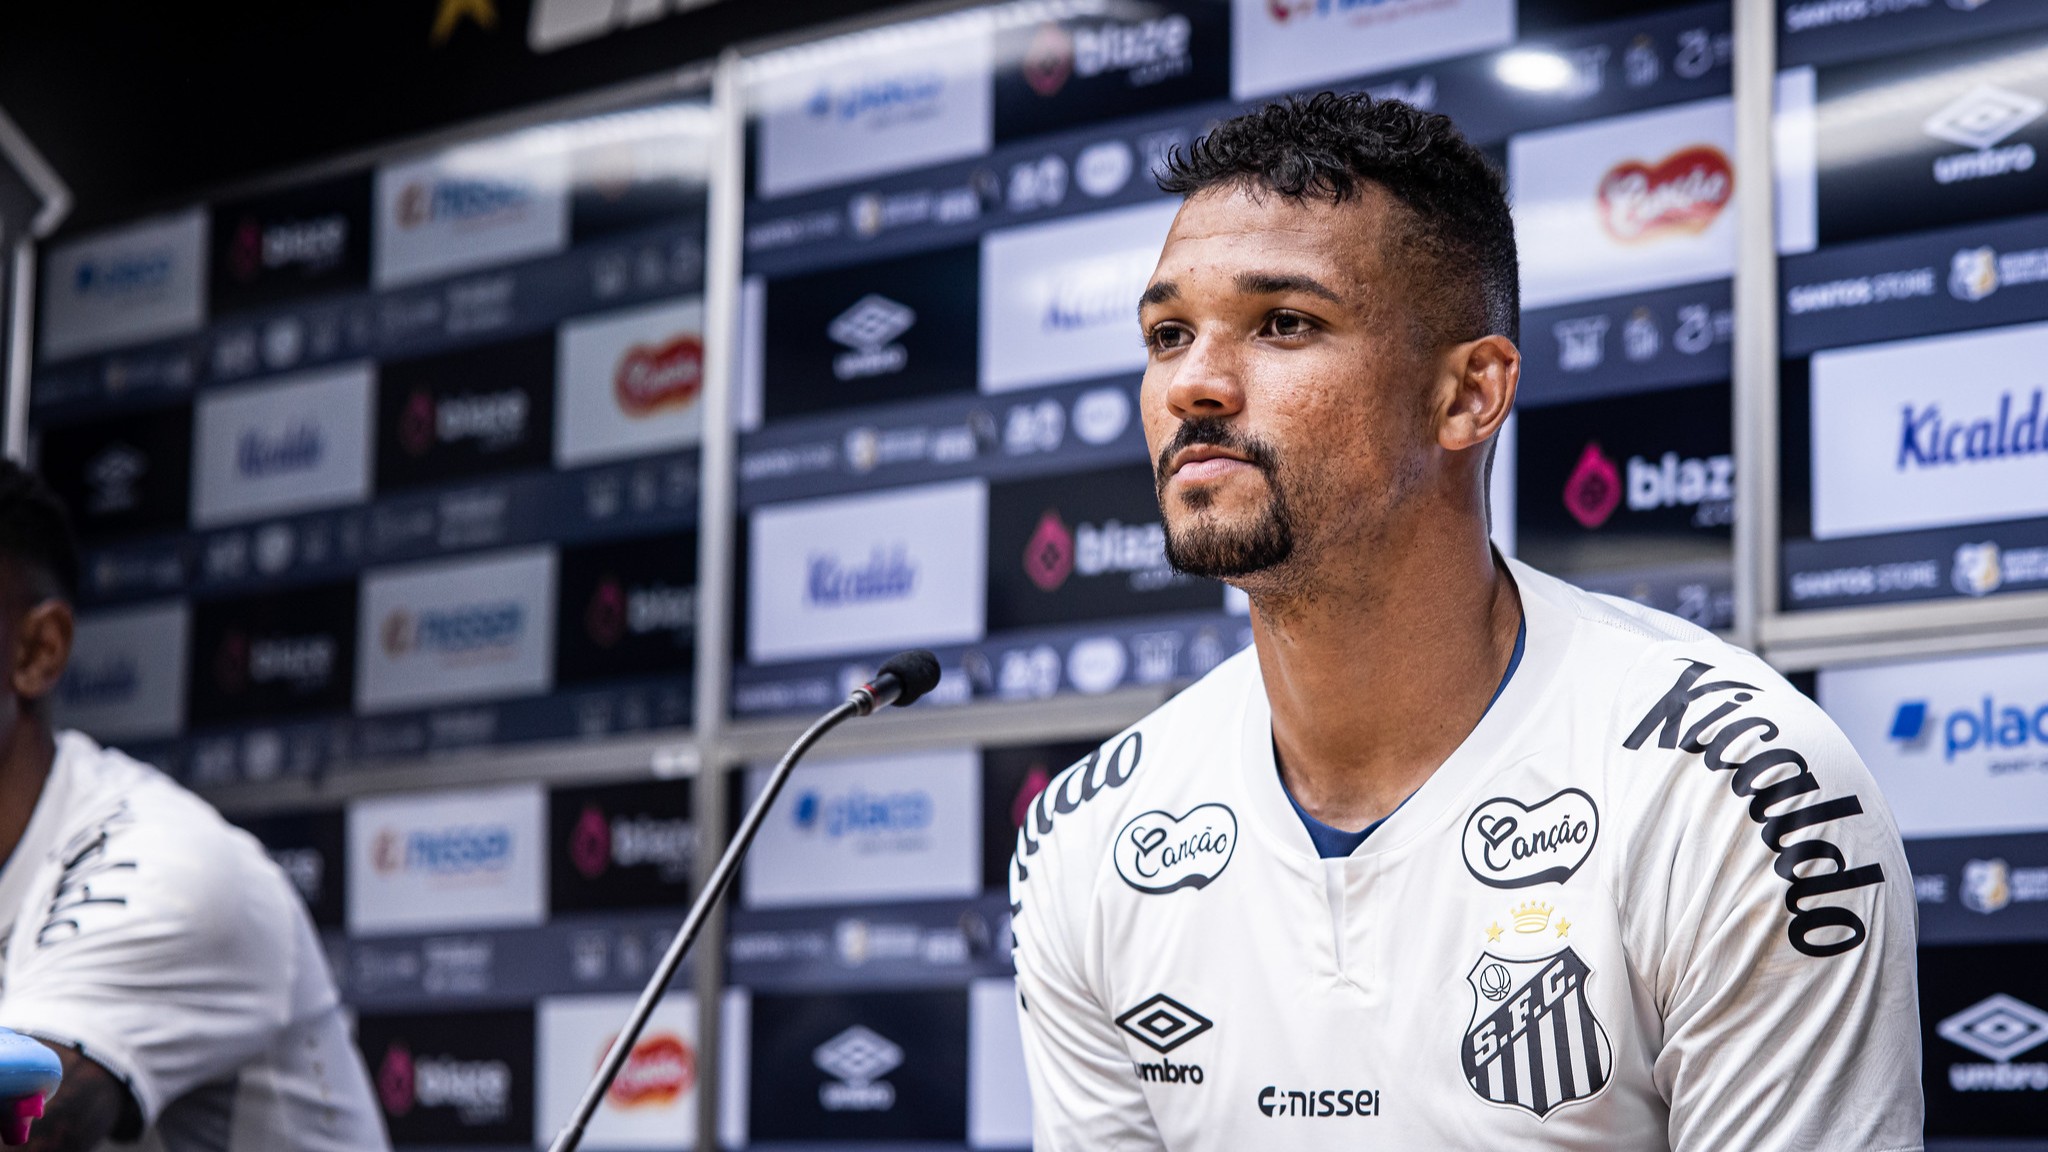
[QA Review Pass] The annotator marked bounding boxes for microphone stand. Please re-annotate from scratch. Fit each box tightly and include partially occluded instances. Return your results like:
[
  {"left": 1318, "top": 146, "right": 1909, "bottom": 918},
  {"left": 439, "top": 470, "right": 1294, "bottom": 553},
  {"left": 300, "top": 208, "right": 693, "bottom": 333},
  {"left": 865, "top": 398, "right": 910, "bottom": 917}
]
[{"left": 547, "top": 659, "right": 928, "bottom": 1152}]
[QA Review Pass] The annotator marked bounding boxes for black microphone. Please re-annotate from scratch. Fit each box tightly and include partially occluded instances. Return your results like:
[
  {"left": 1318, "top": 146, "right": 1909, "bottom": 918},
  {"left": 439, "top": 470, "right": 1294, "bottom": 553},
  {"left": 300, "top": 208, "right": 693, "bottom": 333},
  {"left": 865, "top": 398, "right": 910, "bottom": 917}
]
[{"left": 545, "top": 652, "right": 942, "bottom": 1152}]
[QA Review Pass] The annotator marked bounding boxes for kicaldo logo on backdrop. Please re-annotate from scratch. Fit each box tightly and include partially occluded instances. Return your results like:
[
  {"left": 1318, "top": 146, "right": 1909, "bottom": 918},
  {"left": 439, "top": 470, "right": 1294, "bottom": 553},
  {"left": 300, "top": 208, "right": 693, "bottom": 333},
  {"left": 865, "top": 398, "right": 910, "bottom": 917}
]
[
  {"left": 192, "top": 363, "right": 374, "bottom": 528},
  {"left": 743, "top": 748, "right": 980, "bottom": 909},
  {"left": 58, "top": 601, "right": 189, "bottom": 742},
  {"left": 1513, "top": 97, "right": 1738, "bottom": 309},
  {"left": 747, "top": 480, "right": 986, "bottom": 664},
  {"left": 374, "top": 139, "right": 569, "bottom": 288},
  {"left": 535, "top": 995, "right": 700, "bottom": 1149},
  {"left": 1232, "top": 0, "right": 1514, "bottom": 101},
  {"left": 1810, "top": 320, "right": 2048, "bottom": 541},
  {"left": 348, "top": 783, "right": 546, "bottom": 936},
  {"left": 41, "top": 209, "right": 207, "bottom": 362},
  {"left": 979, "top": 201, "right": 1178, "bottom": 394},
  {"left": 356, "top": 548, "right": 556, "bottom": 714},
  {"left": 755, "top": 31, "right": 993, "bottom": 199},
  {"left": 555, "top": 297, "right": 705, "bottom": 468},
  {"left": 1818, "top": 646, "right": 2048, "bottom": 841}
]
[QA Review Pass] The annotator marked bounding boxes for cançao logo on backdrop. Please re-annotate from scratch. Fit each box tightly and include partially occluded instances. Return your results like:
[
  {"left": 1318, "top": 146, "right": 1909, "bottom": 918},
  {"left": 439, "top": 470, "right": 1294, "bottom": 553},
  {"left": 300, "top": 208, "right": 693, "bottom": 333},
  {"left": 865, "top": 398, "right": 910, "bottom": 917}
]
[
  {"left": 556, "top": 299, "right": 706, "bottom": 467},
  {"left": 1597, "top": 146, "right": 1733, "bottom": 243}
]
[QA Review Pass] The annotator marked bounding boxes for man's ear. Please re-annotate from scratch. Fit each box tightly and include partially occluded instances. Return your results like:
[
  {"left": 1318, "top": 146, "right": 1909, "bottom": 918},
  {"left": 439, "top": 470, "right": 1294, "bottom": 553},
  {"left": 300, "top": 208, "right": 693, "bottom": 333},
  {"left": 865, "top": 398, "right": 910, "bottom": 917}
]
[
  {"left": 1437, "top": 334, "right": 1519, "bottom": 453},
  {"left": 13, "top": 599, "right": 73, "bottom": 703}
]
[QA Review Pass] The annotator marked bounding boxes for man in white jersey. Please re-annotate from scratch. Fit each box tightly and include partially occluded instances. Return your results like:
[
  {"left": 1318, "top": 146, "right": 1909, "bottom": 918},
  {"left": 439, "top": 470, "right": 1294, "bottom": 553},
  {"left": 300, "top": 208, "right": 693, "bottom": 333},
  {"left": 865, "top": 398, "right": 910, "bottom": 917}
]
[
  {"left": 1010, "top": 93, "right": 1921, "bottom": 1150},
  {"left": 0, "top": 461, "right": 388, "bottom": 1152}
]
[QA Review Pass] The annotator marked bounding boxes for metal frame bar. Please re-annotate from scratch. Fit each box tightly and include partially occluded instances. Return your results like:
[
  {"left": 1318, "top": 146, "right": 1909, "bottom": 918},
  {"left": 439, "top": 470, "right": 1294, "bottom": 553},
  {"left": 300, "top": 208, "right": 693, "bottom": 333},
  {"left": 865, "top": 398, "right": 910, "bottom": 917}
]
[{"left": 1732, "top": 0, "right": 1776, "bottom": 654}]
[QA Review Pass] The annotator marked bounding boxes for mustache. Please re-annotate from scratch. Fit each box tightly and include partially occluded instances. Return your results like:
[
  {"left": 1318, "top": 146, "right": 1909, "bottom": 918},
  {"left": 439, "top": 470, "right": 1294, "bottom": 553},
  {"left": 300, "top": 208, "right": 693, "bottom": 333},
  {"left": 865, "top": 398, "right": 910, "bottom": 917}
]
[{"left": 1154, "top": 418, "right": 1281, "bottom": 488}]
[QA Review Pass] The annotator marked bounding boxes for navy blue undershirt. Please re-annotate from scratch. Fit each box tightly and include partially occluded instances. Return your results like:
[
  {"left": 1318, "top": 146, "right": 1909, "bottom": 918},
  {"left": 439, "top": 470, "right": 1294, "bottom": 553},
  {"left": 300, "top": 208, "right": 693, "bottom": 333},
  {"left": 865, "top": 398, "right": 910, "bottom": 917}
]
[{"left": 1283, "top": 616, "right": 1527, "bottom": 859}]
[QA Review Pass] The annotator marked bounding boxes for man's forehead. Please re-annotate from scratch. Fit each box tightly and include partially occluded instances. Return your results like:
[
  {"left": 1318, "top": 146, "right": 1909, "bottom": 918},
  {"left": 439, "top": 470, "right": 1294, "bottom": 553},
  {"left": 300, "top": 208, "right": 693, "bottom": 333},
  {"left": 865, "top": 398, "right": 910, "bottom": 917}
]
[{"left": 1151, "top": 185, "right": 1392, "bottom": 289}]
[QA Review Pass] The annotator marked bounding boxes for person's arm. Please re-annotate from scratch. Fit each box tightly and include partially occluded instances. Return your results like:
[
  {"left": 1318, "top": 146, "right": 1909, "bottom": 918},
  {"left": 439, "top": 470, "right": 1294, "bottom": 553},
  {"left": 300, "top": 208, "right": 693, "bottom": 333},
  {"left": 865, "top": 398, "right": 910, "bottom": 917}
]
[
  {"left": 19, "top": 1044, "right": 139, "bottom": 1152},
  {"left": 1618, "top": 656, "right": 1923, "bottom": 1151},
  {"left": 1009, "top": 775, "right": 1165, "bottom": 1152}
]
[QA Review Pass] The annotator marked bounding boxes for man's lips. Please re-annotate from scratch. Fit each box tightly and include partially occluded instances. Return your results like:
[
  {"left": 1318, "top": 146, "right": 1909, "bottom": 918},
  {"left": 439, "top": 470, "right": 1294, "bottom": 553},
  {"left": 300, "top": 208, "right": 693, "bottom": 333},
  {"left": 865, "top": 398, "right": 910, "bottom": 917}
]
[{"left": 1169, "top": 445, "right": 1256, "bottom": 482}]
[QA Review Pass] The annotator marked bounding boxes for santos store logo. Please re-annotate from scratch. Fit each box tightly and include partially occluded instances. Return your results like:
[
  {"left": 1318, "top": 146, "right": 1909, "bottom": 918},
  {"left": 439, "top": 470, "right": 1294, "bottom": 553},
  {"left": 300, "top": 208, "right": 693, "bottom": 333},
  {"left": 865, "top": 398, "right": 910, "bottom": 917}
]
[
  {"left": 1924, "top": 85, "right": 2045, "bottom": 186},
  {"left": 813, "top": 1026, "right": 903, "bottom": 1112}
]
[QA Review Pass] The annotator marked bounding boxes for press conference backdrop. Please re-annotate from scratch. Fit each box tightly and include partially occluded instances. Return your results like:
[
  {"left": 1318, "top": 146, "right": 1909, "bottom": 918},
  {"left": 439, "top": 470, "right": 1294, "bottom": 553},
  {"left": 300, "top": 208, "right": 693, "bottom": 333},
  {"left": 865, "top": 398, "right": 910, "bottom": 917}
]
[{"left": 18, "top": 0, "right": 2048, "bottom": 1148}]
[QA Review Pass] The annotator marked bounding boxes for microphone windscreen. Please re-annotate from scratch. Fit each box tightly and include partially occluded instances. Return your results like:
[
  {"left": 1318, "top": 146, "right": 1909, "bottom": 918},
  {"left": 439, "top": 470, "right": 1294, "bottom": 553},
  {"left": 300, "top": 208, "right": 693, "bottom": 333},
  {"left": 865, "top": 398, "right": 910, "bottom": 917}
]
[{"left": 876, "top": 649, "right": 942, "bottom": 707}]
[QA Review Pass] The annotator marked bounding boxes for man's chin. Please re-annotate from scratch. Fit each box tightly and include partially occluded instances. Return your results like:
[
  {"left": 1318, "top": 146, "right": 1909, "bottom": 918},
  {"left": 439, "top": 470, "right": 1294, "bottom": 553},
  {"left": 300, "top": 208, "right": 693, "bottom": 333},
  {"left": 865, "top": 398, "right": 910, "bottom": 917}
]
[{"left": 1162, "top": 516, "right": 1294, "bottom": 580}]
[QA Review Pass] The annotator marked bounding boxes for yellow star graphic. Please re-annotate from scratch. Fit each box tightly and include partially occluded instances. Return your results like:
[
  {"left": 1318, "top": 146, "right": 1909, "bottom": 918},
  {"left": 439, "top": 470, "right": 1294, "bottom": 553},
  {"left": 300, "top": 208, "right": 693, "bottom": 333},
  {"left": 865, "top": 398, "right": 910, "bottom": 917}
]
[
  {"left": 431, "top": 0, "right": 498, "bottom": 46},
  {"left": 1485, "top": 922, "right": 1503, "bottom": 943},
  {"left": 1555, "top": 918, "right": 1572, "bottom": 938}
]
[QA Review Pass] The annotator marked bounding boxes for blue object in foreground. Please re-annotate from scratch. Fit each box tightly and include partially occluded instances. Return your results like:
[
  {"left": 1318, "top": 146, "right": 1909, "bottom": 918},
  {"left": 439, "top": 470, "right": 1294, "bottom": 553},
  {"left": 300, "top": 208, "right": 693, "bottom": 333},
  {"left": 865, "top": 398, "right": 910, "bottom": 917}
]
[{"left": 0, "top": 1030, "right": 60, "bottom": 1145}]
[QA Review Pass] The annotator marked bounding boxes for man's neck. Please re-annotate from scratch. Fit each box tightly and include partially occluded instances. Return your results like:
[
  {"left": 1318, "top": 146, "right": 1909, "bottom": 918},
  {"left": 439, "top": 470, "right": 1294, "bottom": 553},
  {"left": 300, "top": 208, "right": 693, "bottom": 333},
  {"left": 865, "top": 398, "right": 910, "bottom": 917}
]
[
  {"left": 0, "top": 716, "right": 56, "bottom": 870},
  {"left": 1249, "top": 519, "right": 1521, "bottom": 834}
]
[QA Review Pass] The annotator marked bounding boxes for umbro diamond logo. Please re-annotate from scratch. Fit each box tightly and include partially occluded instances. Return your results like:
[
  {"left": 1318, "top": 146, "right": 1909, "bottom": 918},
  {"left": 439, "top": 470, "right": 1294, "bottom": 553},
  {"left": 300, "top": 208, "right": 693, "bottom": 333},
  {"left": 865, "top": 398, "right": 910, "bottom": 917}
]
[
  {"left": 813, "top": 1025, "right": 902, "bottom": 1083},
  {"left": 1924, "top": 86, "right": 2046, "bottom": 152},
  {"left": 1938, "top": 994, "right": 2048, "bottom": 1063},
  {"left": 829, "top": 294, "right": 915, "bottom": 351},
  {"left": 1116, "top": 994, "right": 1212, "bottom": 1054}
]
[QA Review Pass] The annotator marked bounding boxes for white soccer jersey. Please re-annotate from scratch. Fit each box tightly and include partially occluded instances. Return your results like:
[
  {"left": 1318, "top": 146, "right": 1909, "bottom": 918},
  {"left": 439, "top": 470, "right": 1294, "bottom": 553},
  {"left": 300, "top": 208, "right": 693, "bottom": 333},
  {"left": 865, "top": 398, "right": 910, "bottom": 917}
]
[
  {"left": 1011, "top": 560, "right": 1923, "bottom": 1151},
  {"left": 0, "top": 732, "right": 389, "bottom": 1152}
]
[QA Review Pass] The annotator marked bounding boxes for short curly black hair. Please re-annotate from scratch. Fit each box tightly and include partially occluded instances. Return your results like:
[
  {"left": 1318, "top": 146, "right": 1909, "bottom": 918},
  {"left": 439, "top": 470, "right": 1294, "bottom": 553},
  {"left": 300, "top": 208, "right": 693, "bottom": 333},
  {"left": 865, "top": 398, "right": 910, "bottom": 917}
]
[
  {"left": 0, "top": 458, "right": 80, "bottom": 603},
  {"left": 1158, "top": 92, "right": 1518, "bottom": 348}
]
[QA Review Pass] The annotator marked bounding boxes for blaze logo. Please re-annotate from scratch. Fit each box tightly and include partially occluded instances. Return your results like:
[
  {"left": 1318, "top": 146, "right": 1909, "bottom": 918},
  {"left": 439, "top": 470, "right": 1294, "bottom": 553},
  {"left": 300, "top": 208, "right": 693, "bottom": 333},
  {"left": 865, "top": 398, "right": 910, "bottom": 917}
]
[
  {"left": 1598, "top": 146, "right": 1733, "bottom": 244},
  {"left": 586, "top": 579, "right": 627, "bottom": 648},
  {"left": 379, "top": 1042, "right": 415, "bottom": 1116},
  {"left": 1023, "top": 24, "right": 1075, "bottom": 96},
  {"left": 1563, "top": 443, "right": 1622, "bottom": 529},
  {"left": 1025, "top": 510, "right": 1076, "bottom": 591},
  {"left": 615, "top": 335, "right": 703, "bottom": 417},
  {"left": 571, "top": 805, "right": 611, "bottom": 880}
]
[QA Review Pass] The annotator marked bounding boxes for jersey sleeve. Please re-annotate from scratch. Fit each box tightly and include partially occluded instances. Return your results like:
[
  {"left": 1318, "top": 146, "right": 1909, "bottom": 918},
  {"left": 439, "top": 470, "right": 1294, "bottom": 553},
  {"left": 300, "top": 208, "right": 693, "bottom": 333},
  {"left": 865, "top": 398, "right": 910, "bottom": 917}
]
[
  {"left": 0, "top": 800, "right": 300, "bottom": 1125},
  {"left": 1009, "top": 758, "right": 1165, "bottom": 1152},
  {"left": 1614, "top": 651, "right": 1923, "bottom": 1152}
]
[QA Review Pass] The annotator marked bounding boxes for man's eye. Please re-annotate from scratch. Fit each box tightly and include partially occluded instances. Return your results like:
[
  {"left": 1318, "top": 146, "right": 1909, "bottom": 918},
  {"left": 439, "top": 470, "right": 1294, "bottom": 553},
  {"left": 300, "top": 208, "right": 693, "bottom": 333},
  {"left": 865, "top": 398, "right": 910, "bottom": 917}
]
[
  {"left": 1149, "top": 324, "right": 1191, "bottom": 351},
  {"left": 1265, "top": 312, "right": 1312, "bottom": 338}
]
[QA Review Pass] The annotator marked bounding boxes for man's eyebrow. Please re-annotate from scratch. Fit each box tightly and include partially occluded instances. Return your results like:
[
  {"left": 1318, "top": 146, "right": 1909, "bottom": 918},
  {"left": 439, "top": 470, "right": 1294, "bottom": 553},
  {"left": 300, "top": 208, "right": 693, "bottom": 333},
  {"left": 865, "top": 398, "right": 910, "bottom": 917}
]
[
  {"left": 1235, "top": 271, "right": 1342, "bottom": 302},
  {"left": 1138, "top": 280, "right": 1180, "bottom": 310}
]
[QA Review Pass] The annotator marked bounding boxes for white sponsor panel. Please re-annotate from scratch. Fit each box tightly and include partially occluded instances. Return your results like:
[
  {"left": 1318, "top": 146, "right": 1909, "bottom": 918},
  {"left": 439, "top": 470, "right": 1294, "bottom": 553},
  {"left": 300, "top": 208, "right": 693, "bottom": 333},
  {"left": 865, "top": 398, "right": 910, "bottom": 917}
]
[
  {"left": 718, "top": 989, "right": 750, "bottom": 1150},
  {"left": 1811, "top": 321, "right": 2048, "bottom": 540},
  {"left": 58, "top": 600, "right": 190, "bottom": 741},
  {"left": 1512, "top": 97, "right": 1738, "bottom": 309},
  {"left": 191, "top": 362, "right": 374, "bottom": 527},
  {"left": 374, "top": 139, "right": 569, "bottom": 289},
  {"left": 40, "top": 209, "right": 207, "bottom": 362},
  {"left": 1231, "top": 0, "right": 1514, "bottom": 101},
  {"left": 1490, "top": 412, "right": 1517, "bottom": 557},
  {"left": 741, "top": 747, "right": 980, "bottom": 909},
  {"left": 537, "top": 994, "right": 700, "bottom": 1150},
  {"left": 755, "top": 29, "right": 993, "bottom": 199},
  {"left": 356, "top": 547, "right": 557, "bottom": 713},
  {"left": 980, "top": 201, "right": 1178, "bottom": 394},
  {"left": 346, "top": 783, "right": 546, "bottom": 935},
  {"left": 1818, "top": 647, "right": 2048, "bottom": 839},
  {"left": 1775, "top": 67, "right": 1819, "bottom": 256},
  {"left": 968, "top": 978, "right": 1032, "bottom": 1149},
  {"left": 748, "top": 480, "right": 987, "bottom": 663},
  {"left": 556, "top": 297, "right": 706, "bottom": 467}
]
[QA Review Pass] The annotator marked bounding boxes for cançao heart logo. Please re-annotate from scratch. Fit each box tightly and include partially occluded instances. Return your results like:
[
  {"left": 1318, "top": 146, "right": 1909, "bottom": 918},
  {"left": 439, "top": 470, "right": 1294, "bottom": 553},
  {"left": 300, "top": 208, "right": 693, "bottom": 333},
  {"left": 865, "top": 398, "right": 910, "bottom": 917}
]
[
  {"left": 1461, "top": 788, "right": 1599, "bottom": 889},
  {"left": 1114, "top": 803, "right": 1236, "bottom": 894},
  {"left": 1598, "top": 146, "right": 1733, "bottom": 244}
]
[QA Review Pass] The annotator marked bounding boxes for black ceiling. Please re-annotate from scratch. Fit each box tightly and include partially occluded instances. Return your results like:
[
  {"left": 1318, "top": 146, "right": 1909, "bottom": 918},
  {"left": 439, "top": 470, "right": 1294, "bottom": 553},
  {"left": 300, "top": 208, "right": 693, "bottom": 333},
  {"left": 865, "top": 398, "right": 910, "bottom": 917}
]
[{"left": 0, "top": 0, "right": 890, "bottom": 236}]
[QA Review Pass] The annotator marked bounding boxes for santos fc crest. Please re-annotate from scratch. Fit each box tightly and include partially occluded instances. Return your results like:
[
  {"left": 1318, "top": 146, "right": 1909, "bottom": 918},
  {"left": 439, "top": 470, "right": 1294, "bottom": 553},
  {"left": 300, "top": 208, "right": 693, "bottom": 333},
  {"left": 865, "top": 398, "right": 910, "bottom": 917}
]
[{"left": 1462, "top": 947, "right": 1612, "bottom": 1119}]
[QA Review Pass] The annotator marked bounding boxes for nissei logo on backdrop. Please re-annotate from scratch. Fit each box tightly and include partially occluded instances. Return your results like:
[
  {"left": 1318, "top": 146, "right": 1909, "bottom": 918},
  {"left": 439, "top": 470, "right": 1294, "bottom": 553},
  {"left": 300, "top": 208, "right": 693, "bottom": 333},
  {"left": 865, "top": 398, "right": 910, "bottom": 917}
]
[
  {"left": 380, "top": 602, "right": 525, "bottom": 658},
  {"left": 372, "top": 823, "right": 513, "bottom": 877},
  {"left": 396, "top": 178, "right": 533, "bottom": 230},
  {"left": 1897, "top": 389, "right": 2048, "bottom": 471},
  {"left": 792, "top": 786, "right": 934, "bottom": 843},
  {"left": 236, "top": 423, "right": 324, "bottom": 478},
  {"left": 1890, "top": 694, "right": 2048, "bottom": 763},
  {"left": 808, "top": 546, "right": 917, "bottom": 607}
]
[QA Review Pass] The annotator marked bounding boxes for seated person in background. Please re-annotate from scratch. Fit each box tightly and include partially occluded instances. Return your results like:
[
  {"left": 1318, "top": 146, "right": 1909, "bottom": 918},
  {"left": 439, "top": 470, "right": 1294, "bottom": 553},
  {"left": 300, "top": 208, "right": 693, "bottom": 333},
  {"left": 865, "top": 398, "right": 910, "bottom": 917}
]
[{"left": 0, "top": 461, "right": 388, "bottom": 1152}]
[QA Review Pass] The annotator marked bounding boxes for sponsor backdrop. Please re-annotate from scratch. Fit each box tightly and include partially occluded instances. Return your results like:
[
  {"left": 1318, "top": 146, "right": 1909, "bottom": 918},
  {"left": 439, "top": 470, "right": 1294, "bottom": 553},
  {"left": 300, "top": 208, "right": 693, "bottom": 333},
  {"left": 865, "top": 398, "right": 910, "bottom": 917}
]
[{"left": 32, "top": 0, "right": 2048, "bottom": 1148}]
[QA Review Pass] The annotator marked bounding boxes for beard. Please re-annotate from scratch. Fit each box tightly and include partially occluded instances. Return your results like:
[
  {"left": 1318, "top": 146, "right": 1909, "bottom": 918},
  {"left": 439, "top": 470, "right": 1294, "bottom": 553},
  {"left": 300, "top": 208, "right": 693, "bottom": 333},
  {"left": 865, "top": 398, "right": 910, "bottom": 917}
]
[{"left": 1155, "top": 418, "right": 1297, "bottom": 579}]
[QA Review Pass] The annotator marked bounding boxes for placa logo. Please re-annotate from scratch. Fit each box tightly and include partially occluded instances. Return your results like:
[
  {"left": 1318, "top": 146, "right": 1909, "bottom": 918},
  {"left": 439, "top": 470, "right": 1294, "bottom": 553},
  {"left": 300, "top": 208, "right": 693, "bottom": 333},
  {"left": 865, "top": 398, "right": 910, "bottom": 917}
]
[
  {"left": 372, "top": 823, "right": 513, "bottom": 877},
  {"left": 85, "top": 445, "right": 146, "bottom": 514},
  {"left": 1925, "top": 85, "right": 2045, "bottom": 186},
  {"left": 1897, "top": 389, "right": 2048, "bottom": 472},
  {"left": 828, "top": 295, "right": 916, "bottom": 380},
  {"left": 616, "top": 335, "right": 702, "bottom": 417},
  {"left": 230, "top": 214, "right": 349, "bottom": 281},
  {"left": 236, "top": 423, "right": 323, "bottom": 478},
  {"left": 380, "top": 602, "right": 524, "bottom": 659},
  {"left": 1937, "top": 994, "right": 2048, "bottom": 1092},
  {"left": 806, "top": 72, "right": 945, "bottom": 128},
  {"left": 1888, "top": 693, "right": 2048, "bottom": 761},
  {"left": 604, "top": 1032, "right": 696, "bottom": 1108},
  {"left": 792, "top": 787, "right": 934, "bottom": 840},
  {"left": 1598, "top": 146, "right": 1733, "bottom": 243},
  {"left": 813, "top": 1025, "right": 902, "bottom": 1112},
  {"left": 1563, "top": 443, "right": 1623, "bottom": 529},
  {"left": 1023, "top": 15, "right": 1194, "bottom": 98},
  {"left": 807, "top": 546, "right": 917, "bottom": 607},
  {"left": 1114, "top": 804, "right": 1237, "bottom": 894},
  {"left": 1462, "top": 789, "right": 1600, "bottom": 889},
  {"left": 72, "top": 250, "right": 173, "bottom": 299},
  {"left": 396, "top": 178, "right": 532, "bottom": 231}
]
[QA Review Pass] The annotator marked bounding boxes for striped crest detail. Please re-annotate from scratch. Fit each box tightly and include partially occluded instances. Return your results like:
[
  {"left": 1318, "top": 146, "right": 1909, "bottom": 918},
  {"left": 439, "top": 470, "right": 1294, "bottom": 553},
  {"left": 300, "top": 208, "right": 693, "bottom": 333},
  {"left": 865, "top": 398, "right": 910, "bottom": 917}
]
[{"left": 1461, "top": 947, "right": 1613, "bottom": 1118}]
